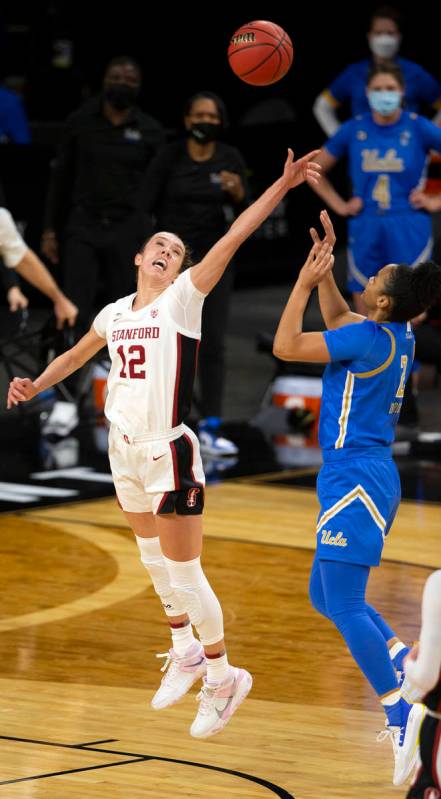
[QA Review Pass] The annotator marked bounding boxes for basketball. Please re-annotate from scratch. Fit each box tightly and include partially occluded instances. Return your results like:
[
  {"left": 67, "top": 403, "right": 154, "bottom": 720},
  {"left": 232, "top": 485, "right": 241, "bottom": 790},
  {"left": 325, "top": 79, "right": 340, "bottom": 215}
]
[{"left": 228, "top": 20, "right": 293, "bottom": 86}]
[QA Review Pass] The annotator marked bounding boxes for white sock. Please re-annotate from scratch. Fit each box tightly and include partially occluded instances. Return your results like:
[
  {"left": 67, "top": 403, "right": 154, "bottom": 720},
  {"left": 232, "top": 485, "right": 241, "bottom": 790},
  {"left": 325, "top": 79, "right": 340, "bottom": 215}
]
[
  {"left": 206, "top": 652, "right": 230, "bottom": 684},
  {"left": 170, "top": 622, "right": 198, "bottom": 656},
  {"left": 389, "top": 641, "right": 405, "bottom": 660}
]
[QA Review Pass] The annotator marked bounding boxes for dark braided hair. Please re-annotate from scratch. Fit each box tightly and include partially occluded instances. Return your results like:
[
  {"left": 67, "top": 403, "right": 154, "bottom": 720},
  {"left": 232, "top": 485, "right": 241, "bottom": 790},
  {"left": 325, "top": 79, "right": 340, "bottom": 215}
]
[{"left": 383, "top": 261, "right": 441, "bottom": 322}]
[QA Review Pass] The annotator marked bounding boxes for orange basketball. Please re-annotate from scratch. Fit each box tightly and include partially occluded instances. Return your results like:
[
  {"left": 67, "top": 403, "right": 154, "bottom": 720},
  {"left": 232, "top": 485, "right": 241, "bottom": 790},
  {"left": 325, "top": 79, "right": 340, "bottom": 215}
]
[{"left": 228, "top": 20, "right": 293, "bottom": 86}]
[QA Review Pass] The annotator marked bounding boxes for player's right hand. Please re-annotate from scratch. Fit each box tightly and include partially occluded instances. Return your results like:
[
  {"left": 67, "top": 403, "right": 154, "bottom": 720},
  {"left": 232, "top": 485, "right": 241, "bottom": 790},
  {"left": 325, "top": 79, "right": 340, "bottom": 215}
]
[
  {"left": 310, "top": 209, "right": 336, "bottom": 250},
  {"left": 7, "top": 377, "right": 38, "bottom": 409}
]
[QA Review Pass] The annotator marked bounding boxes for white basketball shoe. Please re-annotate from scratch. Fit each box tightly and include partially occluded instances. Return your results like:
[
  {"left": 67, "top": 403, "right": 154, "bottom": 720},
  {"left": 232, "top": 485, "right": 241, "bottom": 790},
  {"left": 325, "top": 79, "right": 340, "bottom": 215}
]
[
  {"left": 190, "top": 666, "right": 252, "bottom": 738},
  {"left": 151, "top": 642, "right": 207, "bottom": 710}
]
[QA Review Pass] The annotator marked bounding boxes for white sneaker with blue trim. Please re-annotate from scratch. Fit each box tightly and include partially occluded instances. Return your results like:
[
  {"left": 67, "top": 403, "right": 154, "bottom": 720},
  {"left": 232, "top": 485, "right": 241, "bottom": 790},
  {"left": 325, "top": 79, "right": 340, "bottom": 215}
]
[{"left": 377, "top": 702, "right": 426, "bottom": 785}]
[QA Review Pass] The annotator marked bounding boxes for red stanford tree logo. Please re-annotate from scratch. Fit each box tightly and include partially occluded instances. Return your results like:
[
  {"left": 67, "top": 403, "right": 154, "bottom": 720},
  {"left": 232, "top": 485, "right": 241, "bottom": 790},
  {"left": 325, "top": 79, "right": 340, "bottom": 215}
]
[{"left": 186, "top": 488, "right": 200, "bottom": 508}]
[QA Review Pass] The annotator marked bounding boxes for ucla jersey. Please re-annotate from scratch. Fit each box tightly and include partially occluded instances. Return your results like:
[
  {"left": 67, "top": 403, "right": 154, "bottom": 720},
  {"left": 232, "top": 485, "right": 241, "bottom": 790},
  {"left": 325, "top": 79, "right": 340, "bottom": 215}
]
[
  {"left": 320, "top": 319, "right": 415, "bottom": 451},
  {"left": 326, "top": 112, "right": 441, "bottom": 214},
  {"left": 326, "top": 57, "right": 441, "bottom": 117},
  {"left": 315, "top": 319, "right": 414, "bottom": 566}
]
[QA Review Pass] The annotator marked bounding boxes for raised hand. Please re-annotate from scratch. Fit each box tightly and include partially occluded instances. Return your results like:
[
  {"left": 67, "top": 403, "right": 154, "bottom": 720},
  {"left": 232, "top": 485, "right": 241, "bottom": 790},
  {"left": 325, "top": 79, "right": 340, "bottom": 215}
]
[
  {"left": 310, "top": 209, "right": 336, "bottom": 249},
  {"left": 298, "top": 240, "right": 334, "bottom": 291},
  {"left": 282, "top": 148, "right": 322, "bottom": 190}
]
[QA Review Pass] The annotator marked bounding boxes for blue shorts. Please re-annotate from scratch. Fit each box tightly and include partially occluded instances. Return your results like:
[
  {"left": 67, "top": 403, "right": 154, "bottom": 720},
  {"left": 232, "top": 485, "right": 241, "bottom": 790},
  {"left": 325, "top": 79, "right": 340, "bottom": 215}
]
[
  {"left": 316, "top": 449, "right": 401, "bottom": 566},
  {"left": 347, "top": 210, "right": 432, "bottom": 293}
]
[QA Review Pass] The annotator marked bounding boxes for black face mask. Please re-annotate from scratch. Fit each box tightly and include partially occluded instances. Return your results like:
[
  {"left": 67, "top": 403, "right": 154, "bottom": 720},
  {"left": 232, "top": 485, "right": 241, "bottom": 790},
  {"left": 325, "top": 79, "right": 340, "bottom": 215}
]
[
  {"left": 103, "top": 83, "right": 139, "bottom": 110},
  {"left": 189, "top": 122, "right": 222, "bottom": 145}
]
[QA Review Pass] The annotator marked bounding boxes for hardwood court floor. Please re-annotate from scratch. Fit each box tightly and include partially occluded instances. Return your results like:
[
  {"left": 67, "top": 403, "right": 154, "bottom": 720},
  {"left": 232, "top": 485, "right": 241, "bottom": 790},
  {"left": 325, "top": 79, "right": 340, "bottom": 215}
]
[{"left": 0, "top": 482, "right": 438, "bottom": 798}]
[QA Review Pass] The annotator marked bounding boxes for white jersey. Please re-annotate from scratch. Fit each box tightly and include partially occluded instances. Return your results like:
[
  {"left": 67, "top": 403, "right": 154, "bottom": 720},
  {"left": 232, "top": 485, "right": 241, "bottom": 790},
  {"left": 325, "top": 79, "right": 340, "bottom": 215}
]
[
  {"left": 93, "top": 269, "right": 205, "bottom": 437},
  {"left": 0, "top": 208, "right": 27, "bottom": 266}
]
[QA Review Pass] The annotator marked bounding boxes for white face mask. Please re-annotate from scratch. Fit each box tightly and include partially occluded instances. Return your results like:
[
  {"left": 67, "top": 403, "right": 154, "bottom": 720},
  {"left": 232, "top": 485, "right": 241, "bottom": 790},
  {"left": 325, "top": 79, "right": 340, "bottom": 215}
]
[{"left": 369, "top": 33, "right": 401, "bottom": 59}]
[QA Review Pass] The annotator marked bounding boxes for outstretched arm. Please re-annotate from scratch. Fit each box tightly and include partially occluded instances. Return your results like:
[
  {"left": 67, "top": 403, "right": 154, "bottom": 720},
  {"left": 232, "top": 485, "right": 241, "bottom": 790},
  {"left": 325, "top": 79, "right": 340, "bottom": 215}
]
[
  {"left": 314, "top": 210, "right": 365, "bottom": 329},
  {"left": 189, "top": 148, "right": 321, "bottom": 295},
  {"left": 273, "top": 237, "right": 334, "bottom": 363},
  {"left": 7, "top": 326, "right": 106, "bottom": 409}
]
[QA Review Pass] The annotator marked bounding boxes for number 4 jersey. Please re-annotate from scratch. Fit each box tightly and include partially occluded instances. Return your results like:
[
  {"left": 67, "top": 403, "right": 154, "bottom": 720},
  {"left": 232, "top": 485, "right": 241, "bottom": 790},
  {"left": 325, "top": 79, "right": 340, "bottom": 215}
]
[
  {"left": 319, "top": 318, "right": 415, "bottom": 451},
  {"left": 93, "top": 269, "right": 206, "bottom": 437},
  {"left": 324, "top": 111, "right": 441, "bottom": 292}
]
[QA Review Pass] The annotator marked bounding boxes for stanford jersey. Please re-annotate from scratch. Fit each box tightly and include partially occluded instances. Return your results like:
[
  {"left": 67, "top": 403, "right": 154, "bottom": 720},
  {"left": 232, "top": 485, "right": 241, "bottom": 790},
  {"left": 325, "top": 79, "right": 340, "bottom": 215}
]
[{"left": 93, "top": 269, "right": 205, "bottom": 436}]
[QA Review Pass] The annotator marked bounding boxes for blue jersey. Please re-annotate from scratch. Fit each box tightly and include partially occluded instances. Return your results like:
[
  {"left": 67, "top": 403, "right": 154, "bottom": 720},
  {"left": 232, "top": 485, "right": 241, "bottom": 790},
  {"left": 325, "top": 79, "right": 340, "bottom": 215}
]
[
  {"left": 327, "top": 57, "right": 441, "bottom": 117},
  {"left": 325, "top": 111, "right": 441, "bottom": 214},
  {"left": 320, "top": 319, "right": 415, "bottom": 451}
]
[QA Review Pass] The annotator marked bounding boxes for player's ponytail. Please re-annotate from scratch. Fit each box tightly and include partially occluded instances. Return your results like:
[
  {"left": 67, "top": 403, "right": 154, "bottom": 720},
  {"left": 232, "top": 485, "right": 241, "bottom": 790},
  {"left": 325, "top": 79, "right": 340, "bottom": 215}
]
[{"left": 384, "top": 261, "right": 441, "bottom": 322}]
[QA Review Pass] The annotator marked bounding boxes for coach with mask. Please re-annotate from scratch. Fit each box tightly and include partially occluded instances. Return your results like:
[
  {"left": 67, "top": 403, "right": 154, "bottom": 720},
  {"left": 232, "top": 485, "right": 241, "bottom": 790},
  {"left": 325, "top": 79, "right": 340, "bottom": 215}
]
[
  {"left": 41, "top": 55, "right": 164, "bottom": 340},
  {"left": 140, "top": 91, "right": 248, "bottom": 456}
]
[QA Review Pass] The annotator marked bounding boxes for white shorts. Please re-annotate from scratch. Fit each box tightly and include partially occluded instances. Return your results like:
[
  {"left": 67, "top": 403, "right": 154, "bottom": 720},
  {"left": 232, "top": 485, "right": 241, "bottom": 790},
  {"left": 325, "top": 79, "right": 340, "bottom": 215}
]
[{"left": 108, "top": 423, "right": 205, "bottom": 515}]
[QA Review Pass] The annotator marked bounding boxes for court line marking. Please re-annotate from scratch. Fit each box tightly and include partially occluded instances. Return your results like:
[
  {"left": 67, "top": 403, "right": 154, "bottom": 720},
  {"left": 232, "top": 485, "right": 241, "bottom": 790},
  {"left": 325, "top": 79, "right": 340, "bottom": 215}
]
[
  {"left": 0, "top": 523, "right": 148, "bottom": 633},
  {"left": 0, "top": 734, "right": 294, "bottom": 797}
]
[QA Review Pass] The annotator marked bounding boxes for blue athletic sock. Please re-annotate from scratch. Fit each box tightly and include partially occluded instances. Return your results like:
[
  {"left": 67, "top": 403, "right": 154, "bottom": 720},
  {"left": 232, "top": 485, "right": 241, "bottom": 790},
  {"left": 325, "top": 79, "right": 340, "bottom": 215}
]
[
  {"left": 384, "top": 697, "right": 411, "bottom": 728},
  {"left": 391, "top": 646, "right": 410, "bottom": 672}
]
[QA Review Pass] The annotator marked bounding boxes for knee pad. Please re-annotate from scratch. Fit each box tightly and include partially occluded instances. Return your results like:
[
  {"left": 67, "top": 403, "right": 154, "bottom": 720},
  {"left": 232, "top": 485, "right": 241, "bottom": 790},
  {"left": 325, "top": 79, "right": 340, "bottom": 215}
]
[
  {"left": 164, "top": 555, "right": 224, "bottom": 646},
  {"left": 135, "top": 535, "right": 184, "bottom": 616}
]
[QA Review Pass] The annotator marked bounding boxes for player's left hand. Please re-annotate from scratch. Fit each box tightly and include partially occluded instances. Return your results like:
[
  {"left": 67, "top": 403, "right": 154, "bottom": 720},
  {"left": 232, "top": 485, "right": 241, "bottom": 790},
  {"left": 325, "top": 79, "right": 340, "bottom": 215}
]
[
  {"left": 283, "top": 148, "right": 322, "bottom": 190},
  {"left": 53, "top": 295, "right": 78, "bottom": 329},
  {"left": 298, "top": 240, "right": 334, "bottom": 290}
]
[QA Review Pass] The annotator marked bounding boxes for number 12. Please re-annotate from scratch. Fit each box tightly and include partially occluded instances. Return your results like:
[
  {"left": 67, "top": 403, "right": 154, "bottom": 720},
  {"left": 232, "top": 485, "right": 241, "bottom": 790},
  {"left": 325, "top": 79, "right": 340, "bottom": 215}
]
[{"left": 117, "top": 344, "right": 146, "bottom": 379}]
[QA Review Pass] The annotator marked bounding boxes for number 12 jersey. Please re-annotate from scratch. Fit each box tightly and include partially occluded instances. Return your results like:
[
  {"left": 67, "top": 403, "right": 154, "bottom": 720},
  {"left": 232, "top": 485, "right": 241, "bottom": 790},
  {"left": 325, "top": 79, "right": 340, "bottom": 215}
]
[{"left": 93, "top": 269, "right": 205, "bottom": 437}]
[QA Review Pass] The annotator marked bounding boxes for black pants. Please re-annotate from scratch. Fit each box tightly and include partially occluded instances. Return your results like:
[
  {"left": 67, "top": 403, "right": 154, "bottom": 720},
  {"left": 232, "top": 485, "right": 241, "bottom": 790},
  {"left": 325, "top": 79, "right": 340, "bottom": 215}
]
[
  {"left": 62, "top": 207, "right": 149, "bottom": 338},
  {"left": 406, "top": 715, "right": 441, "bottom": 798}
]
